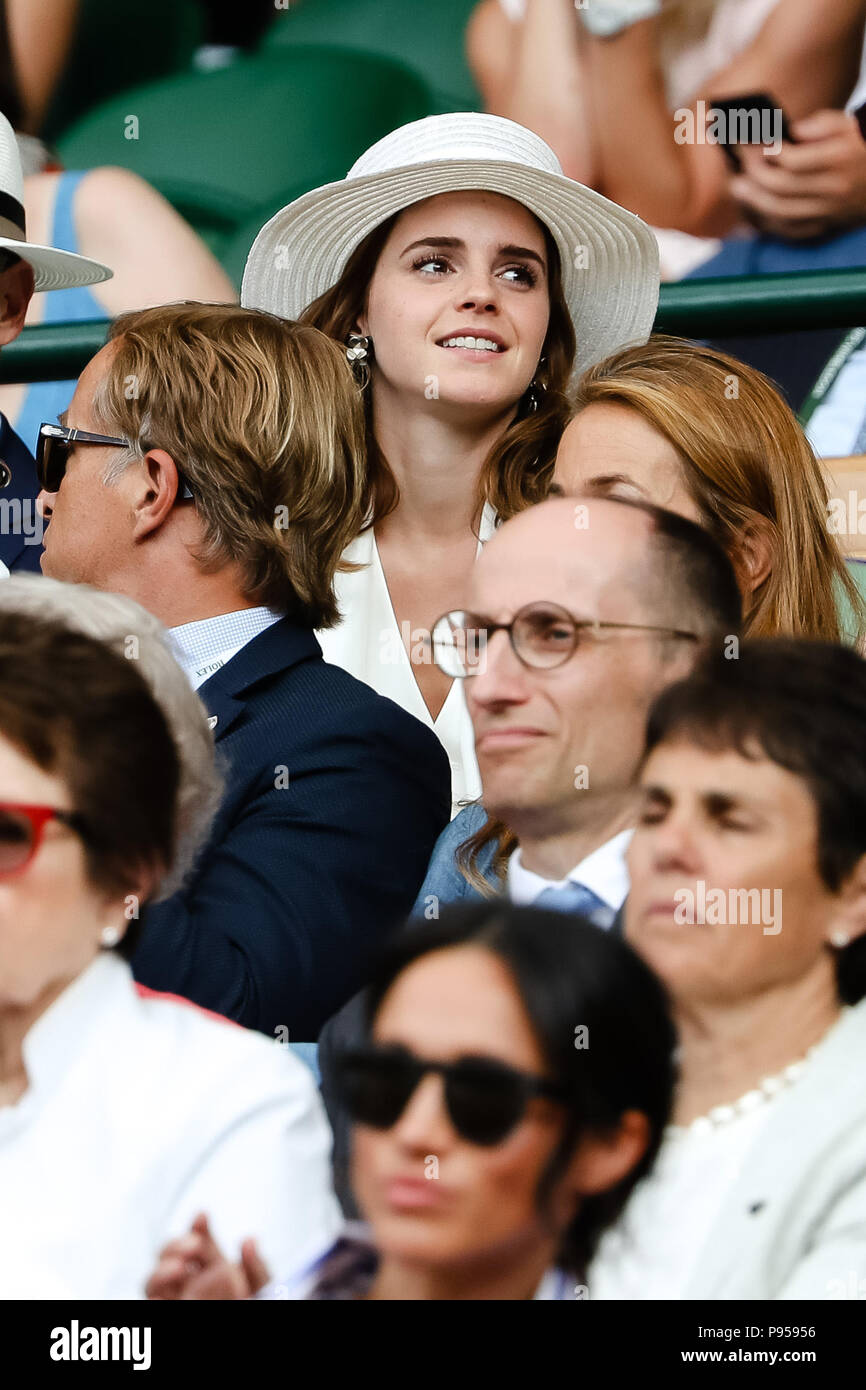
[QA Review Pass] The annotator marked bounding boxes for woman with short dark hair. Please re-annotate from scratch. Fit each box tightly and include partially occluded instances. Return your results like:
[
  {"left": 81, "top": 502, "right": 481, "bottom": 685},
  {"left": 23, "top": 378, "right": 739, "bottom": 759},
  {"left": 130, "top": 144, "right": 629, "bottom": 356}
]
[
  {"left": 148, "top": 902, "right": 676, "bottom": 1299},
  {"left": 0, "top": 602, "right": 340, "bottom": 1298},
  {"left": 592, "top": 639, "right": 866, "bottom": 1299}
]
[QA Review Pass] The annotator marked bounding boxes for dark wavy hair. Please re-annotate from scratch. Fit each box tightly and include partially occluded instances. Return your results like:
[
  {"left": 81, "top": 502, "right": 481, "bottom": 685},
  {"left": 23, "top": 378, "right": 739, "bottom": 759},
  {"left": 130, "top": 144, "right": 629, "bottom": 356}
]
[{"left": 359, "top": 902, "right": 676, "bottom": 1281}]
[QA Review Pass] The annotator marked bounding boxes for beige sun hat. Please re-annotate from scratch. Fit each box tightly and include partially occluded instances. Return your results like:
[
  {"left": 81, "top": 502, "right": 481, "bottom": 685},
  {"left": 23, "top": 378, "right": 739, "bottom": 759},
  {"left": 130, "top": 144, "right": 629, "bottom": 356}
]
[
  {"left": 241, "top": 112, "right": 659, "bottom": 383},
  {"left": 0, "top": 111, "right": 112, "bottom": 291}
]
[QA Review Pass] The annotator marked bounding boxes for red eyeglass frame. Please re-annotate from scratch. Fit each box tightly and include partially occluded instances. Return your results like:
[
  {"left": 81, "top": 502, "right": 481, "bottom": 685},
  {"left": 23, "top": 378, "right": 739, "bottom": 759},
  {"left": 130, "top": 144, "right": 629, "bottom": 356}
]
[{"left": 0, "top": 802, "right": 85, "bottom": 878}]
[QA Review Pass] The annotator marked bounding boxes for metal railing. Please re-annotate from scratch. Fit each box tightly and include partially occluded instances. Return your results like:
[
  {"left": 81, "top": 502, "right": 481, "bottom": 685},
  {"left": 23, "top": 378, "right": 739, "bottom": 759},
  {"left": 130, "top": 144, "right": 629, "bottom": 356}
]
[{"left": 2, "top": 269, "right": 866, "bottom": 383}]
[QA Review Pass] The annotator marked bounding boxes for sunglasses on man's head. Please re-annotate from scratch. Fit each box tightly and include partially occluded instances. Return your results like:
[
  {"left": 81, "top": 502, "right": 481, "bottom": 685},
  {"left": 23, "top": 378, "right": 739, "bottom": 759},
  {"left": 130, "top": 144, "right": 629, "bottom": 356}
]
[
  {"left": 333, "top": 1042, "right": 569, "bottom": 1147},
  {"left": 0, "top": 802, "right": 87, "bottom": 877},
  {"left": 36, "top": 423, "right": 195, "bottom": 500}
]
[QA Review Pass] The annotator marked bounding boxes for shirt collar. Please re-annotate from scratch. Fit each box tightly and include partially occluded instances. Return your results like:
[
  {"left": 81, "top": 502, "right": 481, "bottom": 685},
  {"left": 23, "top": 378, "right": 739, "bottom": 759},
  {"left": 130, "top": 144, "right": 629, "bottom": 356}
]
[
  {"left": 508, "top": 829, "right": 633, "bottom": 909},
  {"left": 168, "top": 607, "right": 284, "bottom": 690}
]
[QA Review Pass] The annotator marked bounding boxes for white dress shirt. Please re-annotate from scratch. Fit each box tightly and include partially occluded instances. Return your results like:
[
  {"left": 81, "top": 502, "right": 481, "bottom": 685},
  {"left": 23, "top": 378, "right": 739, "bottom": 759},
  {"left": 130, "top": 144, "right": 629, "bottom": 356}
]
[
  {"left": 168, "top": 606, "right": 284, "bottom": 691},
  {"left": 507, "top": 829, "right": 632, "bottom": 918},
  {"left": 317, "top": 506, "right": 498, "bottom": 817},
  {"left": 0, "top": 953, "right": 341, "bottom": 1298}
]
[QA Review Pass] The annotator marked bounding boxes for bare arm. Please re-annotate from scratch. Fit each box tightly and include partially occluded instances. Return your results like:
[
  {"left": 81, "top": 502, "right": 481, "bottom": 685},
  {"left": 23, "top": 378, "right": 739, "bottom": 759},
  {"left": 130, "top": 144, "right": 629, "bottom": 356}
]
[
  {"left": 6, "top": 0, "right": 79, "bottom": 132},
  {"left": 588, "top": 0, "right": 866, "bottom": 235},
  {"left": 467, "top": 0, "right": 597, "bottom": 183},
  {"left": 73, "top": 167, "right": 236, "bottom": 313}
]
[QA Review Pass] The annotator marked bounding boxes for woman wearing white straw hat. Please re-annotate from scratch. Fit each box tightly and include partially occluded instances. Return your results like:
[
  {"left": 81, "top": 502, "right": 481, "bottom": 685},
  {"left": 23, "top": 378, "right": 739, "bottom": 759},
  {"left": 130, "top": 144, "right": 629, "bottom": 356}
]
[{"left": 242, "top": 112, "right": 659, "bottom": 813}]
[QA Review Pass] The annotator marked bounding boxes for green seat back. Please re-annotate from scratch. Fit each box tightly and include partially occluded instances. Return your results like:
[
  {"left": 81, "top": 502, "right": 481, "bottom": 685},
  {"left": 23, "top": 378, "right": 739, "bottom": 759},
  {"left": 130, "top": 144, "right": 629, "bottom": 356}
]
[
  {"left": 264, "top": 0, "right": 481, "bottom": 112},
  {"left": 44, "top": 0, "right": 202, "bottom": 142},
  {"left": 218, "top": 187, "right": 325, "bottom": 291},
  {"left": 55, "top": 49, "right": 435, "bottom": 241}
]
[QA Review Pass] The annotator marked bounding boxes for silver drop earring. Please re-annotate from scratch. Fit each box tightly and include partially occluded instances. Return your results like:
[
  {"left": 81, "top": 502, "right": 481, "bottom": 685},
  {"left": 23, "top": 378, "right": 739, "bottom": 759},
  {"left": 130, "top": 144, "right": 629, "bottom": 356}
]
[{"left": 345, "top": 332, "right": 371, "bottom": 388}]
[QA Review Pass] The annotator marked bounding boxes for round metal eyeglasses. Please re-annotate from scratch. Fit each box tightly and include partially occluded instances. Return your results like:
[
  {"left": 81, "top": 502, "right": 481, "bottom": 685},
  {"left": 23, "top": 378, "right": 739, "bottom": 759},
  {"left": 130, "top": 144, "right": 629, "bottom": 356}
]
[{"left": 430, "top": 602, "right": 699, "bottom": 678}]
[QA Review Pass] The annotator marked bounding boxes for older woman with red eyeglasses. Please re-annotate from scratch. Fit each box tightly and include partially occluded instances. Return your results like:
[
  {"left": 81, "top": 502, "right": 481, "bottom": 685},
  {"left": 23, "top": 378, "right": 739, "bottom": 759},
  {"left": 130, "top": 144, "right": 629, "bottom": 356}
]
[{"left": 0, "top": 577, "right": 340, "bottom": 1298}]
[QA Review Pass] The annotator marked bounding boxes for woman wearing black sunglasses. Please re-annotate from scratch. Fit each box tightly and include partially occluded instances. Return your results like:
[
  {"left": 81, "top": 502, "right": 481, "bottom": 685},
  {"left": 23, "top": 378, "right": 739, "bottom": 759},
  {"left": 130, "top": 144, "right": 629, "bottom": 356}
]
[{"left": 148, "top": 903, "right": 676, "bottom": 1300}]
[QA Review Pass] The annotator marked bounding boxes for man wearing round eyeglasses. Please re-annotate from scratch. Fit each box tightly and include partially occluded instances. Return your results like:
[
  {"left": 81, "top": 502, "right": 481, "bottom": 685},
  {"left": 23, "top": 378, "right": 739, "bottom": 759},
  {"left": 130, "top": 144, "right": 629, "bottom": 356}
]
[
  {"left": 416, "top": 494, "right": 744, "bottom": 924},
  {"left": 319, "top": 494, "right": 742, "bottom": 1214}
]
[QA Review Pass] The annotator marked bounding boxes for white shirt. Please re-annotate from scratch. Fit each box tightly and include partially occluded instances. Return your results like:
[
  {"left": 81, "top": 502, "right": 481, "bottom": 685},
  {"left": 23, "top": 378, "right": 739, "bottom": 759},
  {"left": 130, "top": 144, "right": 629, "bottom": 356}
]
[
  {"left": 168, "top": 606, "right": 284, "bottom": 691},
  {"left": 0, "top": 953, "right": 341, "bottom": 1298},
  {"left": 507, "top": 829, "right": 632, "bottom": 919},
  {"left": 589, "top": 1106, "right": 772, "bottom": 1299},
  {"left": 317, "top": 506, "right": 498, "bottom": 817}
]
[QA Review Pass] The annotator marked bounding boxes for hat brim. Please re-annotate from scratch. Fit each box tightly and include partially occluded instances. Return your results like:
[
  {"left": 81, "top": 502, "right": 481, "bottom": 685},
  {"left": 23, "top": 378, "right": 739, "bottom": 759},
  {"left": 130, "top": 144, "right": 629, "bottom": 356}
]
[
  {"left": 0, "top": 237, "right": 112, "bottom": 293},
  {"left": 241, "top": 159, "right": 659, "bottom": 384}
]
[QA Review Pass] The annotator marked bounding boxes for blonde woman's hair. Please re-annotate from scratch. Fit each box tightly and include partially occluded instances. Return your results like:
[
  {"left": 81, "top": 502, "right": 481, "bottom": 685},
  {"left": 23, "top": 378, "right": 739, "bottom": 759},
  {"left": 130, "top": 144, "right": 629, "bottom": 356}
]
[
  {"left": 572, "top": 335, "right": 863, "bottom": 642},
  {"left": 94, "top": 303, "right": 368, "bottom": 628},
  {"left": 0, "top": 575, "right": 222, "bottom": 898},
  {"left": 458, "top": 332, "right": 866, "bottom": 895},
  {"left": 300, "top": 212, "right": 575, "bottom": 528}
]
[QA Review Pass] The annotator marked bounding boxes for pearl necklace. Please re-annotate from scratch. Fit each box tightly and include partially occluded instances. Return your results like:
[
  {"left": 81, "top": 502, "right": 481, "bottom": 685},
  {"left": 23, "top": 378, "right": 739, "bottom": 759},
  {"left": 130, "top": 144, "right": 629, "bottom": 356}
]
[{"left": 673, "top": 1046, "right": 819, "bottom": 1138}]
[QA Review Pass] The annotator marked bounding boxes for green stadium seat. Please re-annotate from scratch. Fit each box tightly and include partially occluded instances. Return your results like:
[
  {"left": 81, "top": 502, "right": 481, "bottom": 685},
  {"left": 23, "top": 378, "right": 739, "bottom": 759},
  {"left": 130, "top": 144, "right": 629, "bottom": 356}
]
[
  {"left": 43, "top": 0, "right": 203, "bottom": 143},
  {"left": 54, "top": 49, "right": 436, "bottom": 251},
  {"left": 216, "top": 196, "right": 298, "bottom": 292},
  {"left": 263, "top": 0, "right": 482, "bottom": 113}
]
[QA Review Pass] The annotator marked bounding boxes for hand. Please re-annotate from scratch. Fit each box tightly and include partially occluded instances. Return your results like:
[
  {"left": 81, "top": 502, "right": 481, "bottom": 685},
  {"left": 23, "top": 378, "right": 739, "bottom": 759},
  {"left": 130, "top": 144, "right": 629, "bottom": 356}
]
[
  {"left": 145, "top": 1212, "right": 272, "bottom": 1301},
  {"left": 730, "top": 109, "right": 866, "bottom": 240}
]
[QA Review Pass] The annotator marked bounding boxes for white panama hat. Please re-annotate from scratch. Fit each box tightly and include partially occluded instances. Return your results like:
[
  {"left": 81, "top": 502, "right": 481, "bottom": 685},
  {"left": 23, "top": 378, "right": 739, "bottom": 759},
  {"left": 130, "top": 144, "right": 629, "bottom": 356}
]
[
  {"left": 0, "top": 112, "right": 111, "bottom": 291},
  {"left": 241, "top": 112, "right": 659, "bottom": 384}
]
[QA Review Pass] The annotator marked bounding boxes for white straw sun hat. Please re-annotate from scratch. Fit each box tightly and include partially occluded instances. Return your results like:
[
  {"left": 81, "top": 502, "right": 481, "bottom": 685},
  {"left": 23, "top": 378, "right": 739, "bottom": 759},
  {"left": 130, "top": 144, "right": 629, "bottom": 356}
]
[
  {"left": 242, "top": 112, "right": 659, "bottom": 383},
  {"left": 0, "top": 112, "right": 111, "bottom": 291}
]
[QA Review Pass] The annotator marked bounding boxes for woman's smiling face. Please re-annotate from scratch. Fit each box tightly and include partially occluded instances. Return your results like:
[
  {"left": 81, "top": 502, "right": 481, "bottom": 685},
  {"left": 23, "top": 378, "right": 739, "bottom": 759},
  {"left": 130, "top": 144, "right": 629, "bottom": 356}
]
[{"left": 358, "top": 190, "right": 551, "bottom": 416}]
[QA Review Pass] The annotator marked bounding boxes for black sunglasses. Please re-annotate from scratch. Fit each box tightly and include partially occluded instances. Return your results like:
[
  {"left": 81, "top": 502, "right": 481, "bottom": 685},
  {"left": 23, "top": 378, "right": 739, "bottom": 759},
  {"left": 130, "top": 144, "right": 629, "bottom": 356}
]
[
  {"left": 36, "top": 423, "right": 195, "bottom": 499},
  {"left": 333, "top": 1043, "right": 569, "bottom": 1147}
]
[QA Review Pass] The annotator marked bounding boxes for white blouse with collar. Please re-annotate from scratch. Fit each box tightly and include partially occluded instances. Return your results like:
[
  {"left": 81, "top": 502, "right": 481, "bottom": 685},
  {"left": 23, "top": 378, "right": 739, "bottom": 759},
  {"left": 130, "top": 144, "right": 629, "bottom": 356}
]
[
  {"left": 0, "top": 953, "right": 340, "bottom": 1298},
  {"left": 317, "top": 505, "right": 498, "bottom": 817}
]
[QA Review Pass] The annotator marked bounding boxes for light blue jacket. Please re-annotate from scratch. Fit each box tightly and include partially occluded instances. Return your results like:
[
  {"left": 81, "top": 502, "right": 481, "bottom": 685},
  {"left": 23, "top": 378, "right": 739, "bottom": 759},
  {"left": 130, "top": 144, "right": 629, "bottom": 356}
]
[{"left": 410, "top": 803, "right": 502, "bottom": 916}]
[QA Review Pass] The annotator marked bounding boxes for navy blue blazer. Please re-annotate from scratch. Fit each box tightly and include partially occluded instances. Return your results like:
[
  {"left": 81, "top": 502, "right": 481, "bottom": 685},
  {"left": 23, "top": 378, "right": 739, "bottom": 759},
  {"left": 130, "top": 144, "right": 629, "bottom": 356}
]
[
  {"left": 0, "top": 414, "right": 43, "bottom": 573},
  {"left": 132, "top": 617, "right": 451, "bottom": 1040}
]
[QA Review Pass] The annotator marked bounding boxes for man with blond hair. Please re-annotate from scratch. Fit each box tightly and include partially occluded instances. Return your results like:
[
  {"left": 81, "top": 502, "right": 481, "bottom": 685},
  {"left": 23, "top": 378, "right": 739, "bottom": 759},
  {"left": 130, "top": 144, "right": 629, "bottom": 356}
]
[{"left": 37, "top": 302, "right": 450, "bottom": 1039}]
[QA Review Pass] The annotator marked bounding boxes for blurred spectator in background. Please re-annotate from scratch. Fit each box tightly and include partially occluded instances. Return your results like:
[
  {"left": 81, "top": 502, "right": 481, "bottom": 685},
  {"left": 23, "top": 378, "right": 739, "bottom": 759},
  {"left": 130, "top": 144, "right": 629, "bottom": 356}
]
[
  {"left": 242, "top": 111, "right": 659, "bottom": 813},
  {"left": 37, "top": 303, "right": 451, "bottom": 1040},
  {"left": 0, "top": 593, "right": 340, "bottom": 1298},
  {"left": 0, "top": 133, "right": 235, "bottom": 457},
  {"left": 469, "top": 0, "right": 866, "bottom": 277},
  {"left": 554, "top": 337, "right": 863, "bottom": 642},
  {"left": 593, "top": 639, "right": 866, "bottom": 1298},
  {"left": 0, "top": 0, "right": 79, "bottom": 134},
  {"left": 147, "top": 904, "right": 676, "bottom": 1300},
  {"left": 0, "top": 110, "right": 110, "bottom": 577}
]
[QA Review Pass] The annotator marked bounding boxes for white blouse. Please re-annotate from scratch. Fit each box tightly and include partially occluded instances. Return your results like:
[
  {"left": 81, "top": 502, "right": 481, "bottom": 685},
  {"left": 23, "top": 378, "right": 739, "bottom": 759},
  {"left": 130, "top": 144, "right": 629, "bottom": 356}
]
[
  {"left": 0, "top": 953, "right": 341, "bottom": 1298},
  {"left": 588, "top": 1107, "right": 772, "bottom": 1299},
  {"left": 317, "top": 505, "right": 498, "bottom": 817}
]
